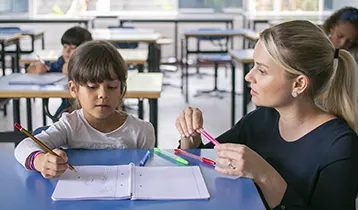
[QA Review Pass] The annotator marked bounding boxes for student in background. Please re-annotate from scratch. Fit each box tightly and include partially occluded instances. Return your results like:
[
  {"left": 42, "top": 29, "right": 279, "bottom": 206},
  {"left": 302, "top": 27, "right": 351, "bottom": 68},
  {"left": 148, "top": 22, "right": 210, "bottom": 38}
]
[
  {"left": 15, "top": 40, "right": 155, "bottom": 178},
  {"left": 176, "top": 20, "right": 358, "bottom": 209},
  {"left": 27, "top": 26, "right": 93, "bottom": 119},
  {"left": 323, "top": 7, "right": 358, "bottom": 50}
]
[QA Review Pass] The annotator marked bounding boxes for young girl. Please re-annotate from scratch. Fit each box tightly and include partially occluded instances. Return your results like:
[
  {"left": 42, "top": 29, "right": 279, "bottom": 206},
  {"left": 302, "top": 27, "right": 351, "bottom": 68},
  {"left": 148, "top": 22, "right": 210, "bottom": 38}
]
[
  {"left": 14, "top": 40, "right": 155, "bottom": 178},
  {"left": 323, "top": 7, "right": 358, "bottom": 50}
]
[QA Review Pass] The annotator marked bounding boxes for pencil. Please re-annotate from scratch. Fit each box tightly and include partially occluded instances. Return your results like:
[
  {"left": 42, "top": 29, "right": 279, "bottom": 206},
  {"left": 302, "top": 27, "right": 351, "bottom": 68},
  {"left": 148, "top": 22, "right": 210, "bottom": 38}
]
[{"left": 14, "top": 123, "right": 77, "bottom": 172}]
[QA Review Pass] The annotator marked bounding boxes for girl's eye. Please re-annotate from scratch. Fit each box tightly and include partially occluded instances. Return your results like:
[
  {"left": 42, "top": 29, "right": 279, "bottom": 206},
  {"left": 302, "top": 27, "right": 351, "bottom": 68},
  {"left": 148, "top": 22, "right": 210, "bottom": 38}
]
[
  {"left": 108, "top": 86, "right": 118, "bottom": 89},
  {"left": 87, "top": 85, "right": 96, "bottom": 89}
]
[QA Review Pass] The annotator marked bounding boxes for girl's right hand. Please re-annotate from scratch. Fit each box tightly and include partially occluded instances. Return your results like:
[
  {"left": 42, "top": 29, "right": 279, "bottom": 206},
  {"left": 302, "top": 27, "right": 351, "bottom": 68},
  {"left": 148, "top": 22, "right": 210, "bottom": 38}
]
[
  {"left": 33, "top": 149, "right": 69, "bottom": 178},
  {"left": 175, "top": 107, "right": 204, "bottom": 148}
]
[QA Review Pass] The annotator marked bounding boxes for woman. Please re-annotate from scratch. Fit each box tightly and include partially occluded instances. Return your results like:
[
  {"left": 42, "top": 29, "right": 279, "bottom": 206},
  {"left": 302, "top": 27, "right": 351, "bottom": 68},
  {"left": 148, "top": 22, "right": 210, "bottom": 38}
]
[{"left": 176, "top": 20, "right": 358, "bottom": 209}]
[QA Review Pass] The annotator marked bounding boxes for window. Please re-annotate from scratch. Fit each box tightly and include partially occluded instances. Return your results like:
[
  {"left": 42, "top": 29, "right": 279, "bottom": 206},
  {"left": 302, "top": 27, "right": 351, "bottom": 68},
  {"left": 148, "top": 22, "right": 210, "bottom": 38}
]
[
  {"left": 0, "top": 0, "right": 28, "bottom": 14},
  {"left": 179, "top": 0, "right": 242, "bottom": 11},
  {"left": 250, "top": 0, "right": 332, "bottom": 13}
]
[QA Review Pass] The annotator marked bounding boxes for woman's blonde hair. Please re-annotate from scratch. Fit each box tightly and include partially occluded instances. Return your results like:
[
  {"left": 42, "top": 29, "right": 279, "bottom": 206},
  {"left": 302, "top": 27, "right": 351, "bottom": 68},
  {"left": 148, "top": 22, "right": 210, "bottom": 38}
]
[{"left": 260, "top": 20, "right": 358, "bottom": 132}]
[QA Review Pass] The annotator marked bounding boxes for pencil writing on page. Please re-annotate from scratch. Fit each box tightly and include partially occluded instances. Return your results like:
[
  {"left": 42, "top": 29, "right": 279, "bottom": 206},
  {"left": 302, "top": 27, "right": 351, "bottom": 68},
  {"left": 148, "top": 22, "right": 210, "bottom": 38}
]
[{"left": 14, "top": 123, "right": 77, "bottom": 172}]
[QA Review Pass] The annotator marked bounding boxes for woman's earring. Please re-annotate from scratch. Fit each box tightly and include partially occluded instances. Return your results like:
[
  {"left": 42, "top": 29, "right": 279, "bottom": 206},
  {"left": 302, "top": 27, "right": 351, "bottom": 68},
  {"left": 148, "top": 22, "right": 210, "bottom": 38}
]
[{"left": 291, "top": 91, "right": 298, "bottom": 98}]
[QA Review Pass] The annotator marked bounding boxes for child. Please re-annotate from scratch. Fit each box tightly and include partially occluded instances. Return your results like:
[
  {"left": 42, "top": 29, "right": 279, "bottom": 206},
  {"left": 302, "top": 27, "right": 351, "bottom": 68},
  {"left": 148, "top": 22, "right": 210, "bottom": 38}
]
[
  {"left": 14, "top": 40, "right": 155, "bottom": 179},
  {"left": 322, "top": 7, "right": 358, "bottom": 50},
  {"left": 27, "top": 26, "right": 93, "bottom": 119}
]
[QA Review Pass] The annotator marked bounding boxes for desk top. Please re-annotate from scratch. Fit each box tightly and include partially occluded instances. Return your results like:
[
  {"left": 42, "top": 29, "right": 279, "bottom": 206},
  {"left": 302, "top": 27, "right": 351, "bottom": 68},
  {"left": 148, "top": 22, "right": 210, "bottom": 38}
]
[
  {"left": 118, "top": 14, "right": 234, "bottom": 22},
  {"left": 0, "top": 33, "right": 22, "bottom": 42},
  {"left": 20, "top": 49, "right": 149, "bottom": 65},
  {"left": 183, "top": 28, "right": 258, "bottom": 38},
  {"left": 230, "top": 49, "right": 254, "bottom": 63},
  {"left": 243, "top": 12, "right": 330, "bottom": 21},
  {"left": 0, "top": 147, "right": 265, "bottom": 210},
  {"left": 0, "top": 15, "right": 93, "bottom": 23},
  {"left": 0, "top": 72, "right": 162, "bottom": 99},
  {"left": 91, "top": 29, "right": 161, "bottom": 43}
]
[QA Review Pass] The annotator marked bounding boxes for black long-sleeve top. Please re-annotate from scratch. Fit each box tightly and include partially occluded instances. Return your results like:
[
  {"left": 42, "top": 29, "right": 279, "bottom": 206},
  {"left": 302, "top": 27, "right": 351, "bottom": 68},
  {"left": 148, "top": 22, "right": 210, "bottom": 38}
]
[{"left": 201, "top": 107, "right": 358, "bottom": 210}]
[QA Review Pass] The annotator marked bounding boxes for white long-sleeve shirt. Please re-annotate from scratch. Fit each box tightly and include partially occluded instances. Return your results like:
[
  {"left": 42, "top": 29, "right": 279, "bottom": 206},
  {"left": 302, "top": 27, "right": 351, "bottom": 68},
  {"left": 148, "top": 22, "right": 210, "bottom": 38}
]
[{"left": 14, "top": 109, "right": 155, "bottom": 168}]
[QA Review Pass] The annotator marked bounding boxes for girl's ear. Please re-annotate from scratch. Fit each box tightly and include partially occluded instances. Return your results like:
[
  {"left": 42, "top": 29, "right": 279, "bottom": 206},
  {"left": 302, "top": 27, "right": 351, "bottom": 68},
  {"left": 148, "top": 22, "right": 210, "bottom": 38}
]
[{"left": 68, "top": 81, "right": 78, "bottom": 98}]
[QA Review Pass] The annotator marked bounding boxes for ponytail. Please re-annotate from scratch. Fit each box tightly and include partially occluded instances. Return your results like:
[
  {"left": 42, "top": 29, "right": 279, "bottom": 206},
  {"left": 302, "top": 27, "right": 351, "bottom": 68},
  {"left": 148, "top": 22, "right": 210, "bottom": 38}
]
[{"left": 318, "top": 50, "right": 358, "bottom": 132}]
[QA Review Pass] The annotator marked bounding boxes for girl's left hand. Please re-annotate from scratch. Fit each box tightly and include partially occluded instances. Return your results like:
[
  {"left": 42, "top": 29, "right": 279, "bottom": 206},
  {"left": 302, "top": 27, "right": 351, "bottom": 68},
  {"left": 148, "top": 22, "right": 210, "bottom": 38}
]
[{"left": 215, "top": 143, "right": 272, "bottom": 183}]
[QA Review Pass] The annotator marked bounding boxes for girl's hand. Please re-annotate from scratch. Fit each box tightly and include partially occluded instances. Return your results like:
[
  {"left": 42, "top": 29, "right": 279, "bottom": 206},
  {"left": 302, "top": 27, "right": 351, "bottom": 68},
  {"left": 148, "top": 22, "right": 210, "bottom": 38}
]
[{"left": 33, "top": 149, "right": 69, "bottom": 178}]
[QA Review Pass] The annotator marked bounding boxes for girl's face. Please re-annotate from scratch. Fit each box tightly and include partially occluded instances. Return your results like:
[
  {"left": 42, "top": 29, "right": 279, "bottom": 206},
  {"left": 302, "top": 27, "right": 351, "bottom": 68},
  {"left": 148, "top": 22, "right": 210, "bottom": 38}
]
[
  {"left": 329, "top": 22, "right": 358, "bottom": 49},
  {"left": 69, "top": 79, "right": 123, "bottom": 122}
]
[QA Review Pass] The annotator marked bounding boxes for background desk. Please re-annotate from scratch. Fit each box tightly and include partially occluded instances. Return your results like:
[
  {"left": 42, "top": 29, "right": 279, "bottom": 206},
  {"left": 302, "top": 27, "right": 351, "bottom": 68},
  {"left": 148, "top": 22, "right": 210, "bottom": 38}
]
[
  {"left": 0, "top": 73, "right": 162, "bottom": 144},
  {"left": 0, "top": 147, "right": 265, "bottom": 210}
]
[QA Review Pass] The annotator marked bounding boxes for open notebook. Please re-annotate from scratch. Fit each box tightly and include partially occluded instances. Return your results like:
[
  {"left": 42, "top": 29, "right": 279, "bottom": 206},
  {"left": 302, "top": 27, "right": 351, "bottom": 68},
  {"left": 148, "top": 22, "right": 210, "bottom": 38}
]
[
  {"left": 8, "top": 73, "right": 67, "bottom": 86},
  {"left": 52, "top": 165, "right": 210, "bottom": 201}
]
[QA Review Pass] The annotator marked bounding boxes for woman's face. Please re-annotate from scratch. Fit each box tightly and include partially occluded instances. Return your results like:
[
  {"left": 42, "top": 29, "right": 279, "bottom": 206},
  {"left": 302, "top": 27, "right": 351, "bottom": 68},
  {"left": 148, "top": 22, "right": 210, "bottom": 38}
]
[{"left": 329, "top": 22, "right": 358, "bottom": 49}]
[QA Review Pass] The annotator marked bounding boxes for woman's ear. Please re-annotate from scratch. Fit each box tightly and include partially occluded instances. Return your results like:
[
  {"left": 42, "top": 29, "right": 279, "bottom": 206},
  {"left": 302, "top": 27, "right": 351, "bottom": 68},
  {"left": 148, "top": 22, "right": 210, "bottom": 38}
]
[
  {"left": 68, "top": 81, "right": 78, "bottom": 98},
  {"left": 292, "top": 75, "right": 309, "bottom": 96}
]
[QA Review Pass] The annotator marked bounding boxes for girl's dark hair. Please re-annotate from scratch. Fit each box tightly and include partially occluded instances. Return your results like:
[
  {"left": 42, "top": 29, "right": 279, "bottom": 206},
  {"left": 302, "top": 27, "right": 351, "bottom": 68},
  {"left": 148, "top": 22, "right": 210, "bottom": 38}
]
[
  {"left": 323, "top": 7, "right": 358, "bottom": 45},
  {"left": 61, "top": 26, "right": 93, "bottom": 46},
  {"left": 68, "top": 40, "right": 128, "bottom": 96}
]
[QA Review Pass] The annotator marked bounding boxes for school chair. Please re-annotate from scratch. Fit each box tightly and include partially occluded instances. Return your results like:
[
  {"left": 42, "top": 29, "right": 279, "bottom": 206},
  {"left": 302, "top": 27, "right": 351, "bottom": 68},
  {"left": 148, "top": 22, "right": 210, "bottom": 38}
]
[
  {"left": 32, "top": 126, "right": 50, "bottom": 136},
  {"left": 0, "top": 131, "right": 27, "bottom": 146},
  {"left": 193, "top": 53, "right": 232, "bottom": 99},
  {"left": 195, "top": 28, "right": 229, "bottom": 75}
]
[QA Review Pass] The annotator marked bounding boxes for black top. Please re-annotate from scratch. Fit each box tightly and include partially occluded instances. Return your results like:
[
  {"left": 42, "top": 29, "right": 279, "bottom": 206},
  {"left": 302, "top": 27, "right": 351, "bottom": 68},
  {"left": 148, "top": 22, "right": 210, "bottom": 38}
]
[{"left": 202, "top": 107, "right": 358, "bottom": 210}]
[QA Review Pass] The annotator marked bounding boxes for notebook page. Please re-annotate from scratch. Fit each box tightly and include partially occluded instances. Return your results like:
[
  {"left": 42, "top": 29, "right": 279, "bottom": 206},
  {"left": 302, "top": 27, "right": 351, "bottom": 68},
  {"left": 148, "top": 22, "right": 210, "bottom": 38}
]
[
  {"left": 131, "top": 166, "right": 210, "bottom": 200},
  {"left": 9, "top": 73, "right": 66, "bottom": 85},
  {"left": 52, "top": 165, "right": 131, "bottom": 200}
]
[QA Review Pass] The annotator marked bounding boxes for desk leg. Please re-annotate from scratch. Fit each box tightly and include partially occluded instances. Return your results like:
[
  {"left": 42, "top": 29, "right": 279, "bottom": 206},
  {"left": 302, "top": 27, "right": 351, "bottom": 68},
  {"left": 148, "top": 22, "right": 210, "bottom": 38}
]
[
  {"left": 138, "top": 99, "right": 144, "bottom": 119},
  {"left": 174, "top": 22, "right": 178, "bottom": 63},
  {"left": 31, "top": 35, "right": 35, "bottom": 53},
  {"left": 26, "top": 98, "right": 32, "bottom": 131},
  {"left": 242, "top": 63, "right": 250, "bottom": 116},
  {"left": 13, "top": 99, "right": 20, "bottom": 126},
  {"left": 42, "top": 99, "right": 47, "bottom": 126},
  {"left": 185, "top": 37, "right": 189, "bottom": 103},
  {"left": 149, "top": 98, "right": 158, "bottom": 147},
  {"left": 137, "top": 64, "right": 144, "bottom": 73},
  {"left": 15, "top": 39, "right": 20, "bottom": 73},
  {"left": 41, "top": 34, "right": 45, "bottom": 49},
  {"left": 1, "top": 42, "right": 5, "bottom": 76},
  {"left": 231, "top": 62, "right": 236, "bottom": 126},
  {"left": 180, "top": 38, "right": 184, "bottom": 93}
]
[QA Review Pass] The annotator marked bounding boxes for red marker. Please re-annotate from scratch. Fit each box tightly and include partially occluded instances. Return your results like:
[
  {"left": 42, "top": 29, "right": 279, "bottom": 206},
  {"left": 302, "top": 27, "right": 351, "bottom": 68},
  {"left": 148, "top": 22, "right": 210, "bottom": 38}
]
[{"left": 174, "top": 149, "right": 216, "bottom": 165}]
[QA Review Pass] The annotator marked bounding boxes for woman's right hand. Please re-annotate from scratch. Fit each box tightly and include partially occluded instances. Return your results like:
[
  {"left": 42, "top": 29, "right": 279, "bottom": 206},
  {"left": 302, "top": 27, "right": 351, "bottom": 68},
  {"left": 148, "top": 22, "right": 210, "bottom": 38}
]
[
  {"left": 33, "top": 149, "right": 69, "bottom": 178},
  {"left": 175, "top": 107, "right": 203, "bottom": 148}
]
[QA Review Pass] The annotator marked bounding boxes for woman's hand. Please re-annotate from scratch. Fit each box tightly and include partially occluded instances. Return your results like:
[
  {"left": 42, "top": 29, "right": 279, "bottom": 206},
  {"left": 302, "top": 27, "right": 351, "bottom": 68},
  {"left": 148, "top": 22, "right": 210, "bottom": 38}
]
[
  {"left": 215, "top": 143, "right": 272, "bottom": 182},
  {"left": 33, "top": 149, "right": 69, "bottom": 178},
  {"left": 175, "top": 107, "right": 203, "bottom": 149}
]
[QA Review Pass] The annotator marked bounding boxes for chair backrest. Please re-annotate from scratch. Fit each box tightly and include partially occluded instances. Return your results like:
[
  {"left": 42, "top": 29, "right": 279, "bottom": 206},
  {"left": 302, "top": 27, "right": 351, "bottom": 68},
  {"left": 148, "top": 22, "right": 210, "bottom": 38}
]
[
  {"left": 0, "top": 27, "right": 22, "bottom": 34},
  {"left": 107, "top": 26, "right": 138, "bottom": 49},
  {"left": 32, "top": 126, "right": 50, "bottom": 136}
]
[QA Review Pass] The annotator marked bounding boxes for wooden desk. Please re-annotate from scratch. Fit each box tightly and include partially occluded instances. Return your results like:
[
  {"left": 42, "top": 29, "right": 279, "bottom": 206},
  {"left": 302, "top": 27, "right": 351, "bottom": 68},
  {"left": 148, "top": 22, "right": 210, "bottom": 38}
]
[
  {"left": 91, "top": 29, "right": 161, "bottom": 72},
  {"left": 229, "top": 49, "right": 254, "bottom": 122},
  {"left": 0, "top": 33, "right": 22, "bottom": 74},
  {"left": 0, "top": 73, "right": 163, "bottom": 144},
  {"left": 20, "top": 49, "right": 149, "bottom": 69}
]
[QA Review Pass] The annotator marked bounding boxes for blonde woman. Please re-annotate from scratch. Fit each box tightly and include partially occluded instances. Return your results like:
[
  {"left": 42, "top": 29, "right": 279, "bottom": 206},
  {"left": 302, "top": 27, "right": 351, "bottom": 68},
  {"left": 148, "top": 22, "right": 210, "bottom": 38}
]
[{"left": 176, "top": 20, "right": 358, "bottom": 209}]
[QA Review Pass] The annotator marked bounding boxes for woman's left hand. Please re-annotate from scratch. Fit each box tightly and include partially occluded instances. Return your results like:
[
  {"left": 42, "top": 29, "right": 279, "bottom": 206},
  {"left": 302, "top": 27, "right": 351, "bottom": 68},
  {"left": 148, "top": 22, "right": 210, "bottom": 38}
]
[{"left": 215, "top": 143, "right": 272, "bottom": 183}]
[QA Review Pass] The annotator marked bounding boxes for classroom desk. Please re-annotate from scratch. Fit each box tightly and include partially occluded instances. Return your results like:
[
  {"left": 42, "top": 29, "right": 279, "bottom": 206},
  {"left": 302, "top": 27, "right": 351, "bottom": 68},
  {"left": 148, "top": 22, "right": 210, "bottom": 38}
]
[
  {"left": 0, "top": 33, "right": 21, "bottom": 75},
  {"left": 20, "top": 48, "right": 149, "bottom": 72},
  {"left": 229, "top": 49, "right": 254, "bottom": 122},
  {"left": 0, "top": 73, "right": 163, "bottom": 144},
  {"left": 91, "top": 29, "right": 162, "bottom": 72},
  {"left": 0, "top": 147, "right": 265, "bottom": 210},
  {"left": 181, "top": 29, "right": 256, "bottom": 105},
  {"left": 0, "top": 16, "right": 93, "bottom": 29},
  {"left": 118, "top": 14, "right": 234, "bottom": 63}
]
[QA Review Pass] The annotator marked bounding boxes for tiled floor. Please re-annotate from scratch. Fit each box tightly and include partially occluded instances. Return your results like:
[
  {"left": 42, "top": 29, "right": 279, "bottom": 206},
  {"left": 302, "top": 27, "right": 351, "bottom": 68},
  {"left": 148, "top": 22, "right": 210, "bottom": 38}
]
[{"left": 0, "top": 65, "right": 254, "bottom": 148}]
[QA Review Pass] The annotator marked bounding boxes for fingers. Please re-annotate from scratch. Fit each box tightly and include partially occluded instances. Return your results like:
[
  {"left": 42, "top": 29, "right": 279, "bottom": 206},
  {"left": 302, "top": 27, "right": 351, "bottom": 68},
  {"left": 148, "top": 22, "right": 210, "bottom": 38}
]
[
  {"left": 215, "top": 143, "right": 245, "bottom": 153},
  {"left": 215, "top": 165, "right": 241, "bottom": 177},
  {"left": 53, "top": 149, "right": 68, "bottom": 163},
  {"left": 176, "top": 107, "right": 203, "bottom": 137}
]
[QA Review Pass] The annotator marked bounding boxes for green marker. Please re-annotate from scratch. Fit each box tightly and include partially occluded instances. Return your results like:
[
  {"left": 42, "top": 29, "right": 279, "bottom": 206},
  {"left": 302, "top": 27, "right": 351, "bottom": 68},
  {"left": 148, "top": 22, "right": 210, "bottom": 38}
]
[{"left": 154, "top": 148, "right": 189, "bottom": 165}]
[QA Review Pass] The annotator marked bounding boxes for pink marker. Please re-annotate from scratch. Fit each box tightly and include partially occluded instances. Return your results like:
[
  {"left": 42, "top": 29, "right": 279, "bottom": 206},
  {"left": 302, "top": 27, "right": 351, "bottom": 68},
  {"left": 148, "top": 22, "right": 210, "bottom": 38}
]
[{"left": 199, "top": 128, "right": 220, "bottom": 146}]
